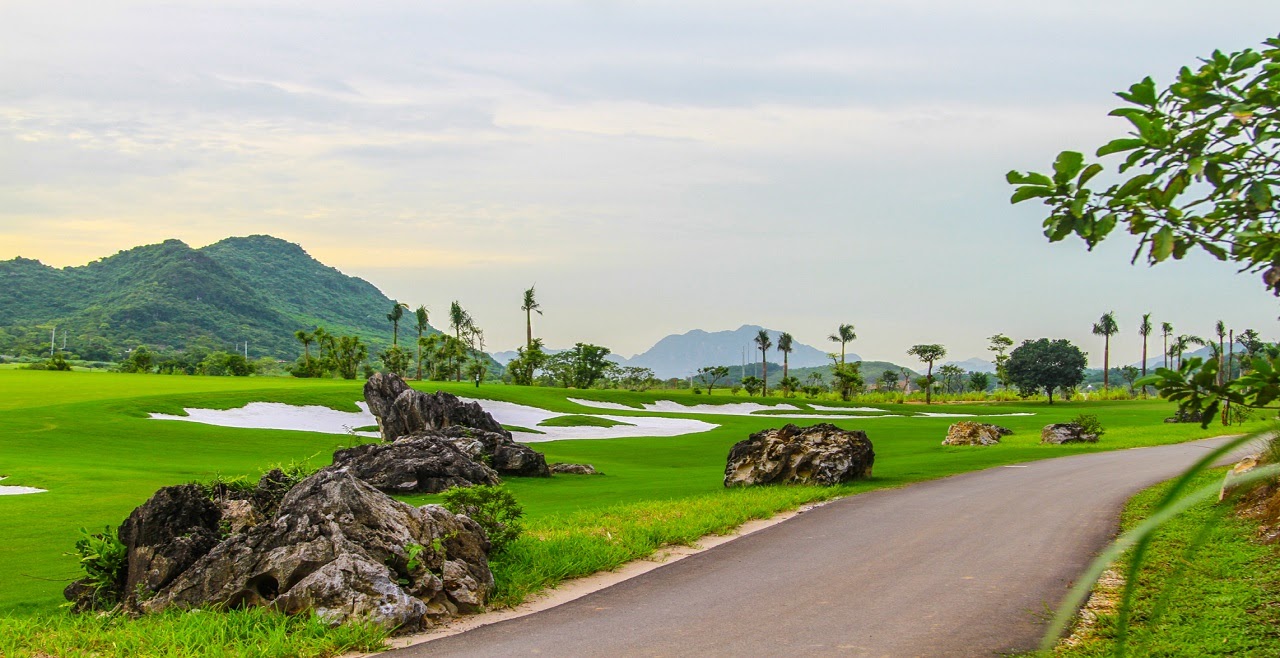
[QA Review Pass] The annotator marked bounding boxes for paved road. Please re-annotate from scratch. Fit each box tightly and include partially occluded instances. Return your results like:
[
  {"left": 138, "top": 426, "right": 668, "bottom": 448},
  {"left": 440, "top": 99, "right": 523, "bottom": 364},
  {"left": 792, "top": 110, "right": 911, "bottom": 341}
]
[{"left": 392, "top": 438, "right": 1240, "bottom": 657}]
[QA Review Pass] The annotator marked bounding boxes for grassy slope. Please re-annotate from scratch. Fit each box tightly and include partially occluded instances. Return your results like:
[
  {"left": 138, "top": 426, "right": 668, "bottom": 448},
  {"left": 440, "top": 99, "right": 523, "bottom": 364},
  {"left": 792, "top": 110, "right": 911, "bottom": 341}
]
[
  {"left": 0, "top": 371, "right": 1263, "bottom": 617},
  {"left": 1048, "top": 469, "right": 1280, "bottom": 656}
]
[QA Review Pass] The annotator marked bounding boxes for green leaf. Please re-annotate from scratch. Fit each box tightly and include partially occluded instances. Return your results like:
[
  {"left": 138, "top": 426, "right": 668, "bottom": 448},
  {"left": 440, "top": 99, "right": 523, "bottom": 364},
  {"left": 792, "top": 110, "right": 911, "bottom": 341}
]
[
  {"left": 1052, "top": 151, "right": 1085, "bottom": 184},
  {"left": 1077, "top": 163, "right": 1104, "bottom": 188},
  {"left": 1247, "top": 182, "right": 1273, "bottom": 210},
  {"left": 1006, "top": 170, "right": 1053, "bottom": 186},
  {"left": 1010, "top": 186, "right": 1054, "bottom": 204},
  {"left": 1151, "top": 227, "right": 1175, "bottom": 262},
  {"left": 1115, "top": 173, "right": 1155, "bottom": 198},
  {"left": 1096, "top": 138, "right": 1145, "bottom": 157}
]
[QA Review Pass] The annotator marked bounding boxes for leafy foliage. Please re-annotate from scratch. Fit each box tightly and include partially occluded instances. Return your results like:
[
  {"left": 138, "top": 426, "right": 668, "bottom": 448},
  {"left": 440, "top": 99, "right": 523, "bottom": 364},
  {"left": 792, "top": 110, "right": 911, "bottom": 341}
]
[
  {"left": 1005, "top": 338, "right": 1087, "bottom": 403},
  {"left": 544, "top": 343, "right": 614, "bottom": 389},
  {"left": 68, "top": 526, "right": 127, "bottom": 607},
  {"left": 440, "top": 485, "right": 524, "bottom": 554},
  {"left": 1070, "top": 413, "right": 1105, "bottom": 437},
  {"left": 1008, "top": 35, "right": 1280, "bottom": 294}
]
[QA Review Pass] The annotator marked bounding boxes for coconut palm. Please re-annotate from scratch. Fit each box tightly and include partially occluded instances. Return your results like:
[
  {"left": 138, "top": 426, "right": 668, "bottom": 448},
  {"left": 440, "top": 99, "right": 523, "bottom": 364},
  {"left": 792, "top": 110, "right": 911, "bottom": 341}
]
[
  {"left": 1092, "top": 311, "right": 1119, "bottom": 389},
  {"left": 449, "top": 301, "right": 474, "bottom": 381},
  {"left": 1161, "top": 322, "right": 1174, "bottom": 369},
  {"left": 1215, "top": 320, "right": 1227, "bottom": 385},
  {"left": 1170, "top": 334, "right": 1205, "bottom": 370},
  {"left": 828, "top": 324, "right": 856, "bottom": 366},
  {"left": 1138, "top": 314, "right": 1153, "bottom": 393},
  {"left": 413, "top": 305, "right": 430, "bottom": 380},
  {"left": 777, "top": 332, "right": 794, "bottom": 383},
  {"left": 754, "top": 329, "right": 773, "bottom": 396},
  {"left": 386, "top": 301, "right": 409, "bottom": 346},
  {"left": 521, "top": 286, "right": 542, "bottom": 350},
  {"left": 294, "top": 329, "right": 314, "bottom": 373}
]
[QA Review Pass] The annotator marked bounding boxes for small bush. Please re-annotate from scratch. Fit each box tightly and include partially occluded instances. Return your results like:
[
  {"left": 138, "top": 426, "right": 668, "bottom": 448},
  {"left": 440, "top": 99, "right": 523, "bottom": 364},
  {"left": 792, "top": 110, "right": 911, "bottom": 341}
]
[
  {"left": 69, "top": 526, "right": 127, "bottom": 607},
  {"left": 441, "top": 485, "right": 524, "bottom": 554},
  {"left": 1071, "top": 413, "right": 1105, "bottom": 437}
]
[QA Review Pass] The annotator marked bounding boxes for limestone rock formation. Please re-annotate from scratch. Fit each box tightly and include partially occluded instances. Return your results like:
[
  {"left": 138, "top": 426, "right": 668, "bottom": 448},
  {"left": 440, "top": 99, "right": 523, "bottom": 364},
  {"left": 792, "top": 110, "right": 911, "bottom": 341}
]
[
  {"left": 364, "top": 373, "right": 508, "bottom": 439},
  {"left": 331, "top": 436, "right": 502, "bottom": 494},
  {"left": 724, "top": 423, "right": 874, "bottom": 487},
  {"left": 942, "top": 421, "right": 1012, "bottom": 446},
  {"left": 435, "top": 426, "right": 550, "bottom": 477},
  {"left": 1040, "top": 423, "right": 1099, "bottom": 444},
  {"left": 550, "top": 463, "right": 599, "bottom": 475},
  {"left": 117, "top": 484, "right": 223, "bottom": 606},
  {"left": 143, "top": 468, "right": 494, "bottom": 630}
]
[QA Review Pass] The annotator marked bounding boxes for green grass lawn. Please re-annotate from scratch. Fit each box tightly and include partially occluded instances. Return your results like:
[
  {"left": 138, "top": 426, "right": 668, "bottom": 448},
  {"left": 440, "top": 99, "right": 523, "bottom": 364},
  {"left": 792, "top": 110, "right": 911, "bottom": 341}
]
[
  {"left": 1046, "top": 468, "right": 1280, "bottom": 656},
  {"left": 0, "top": 370, "right": 1265, "bottom": 656},
  {"left": 537, "top": 414, "right": 633, "bottom": 428}
]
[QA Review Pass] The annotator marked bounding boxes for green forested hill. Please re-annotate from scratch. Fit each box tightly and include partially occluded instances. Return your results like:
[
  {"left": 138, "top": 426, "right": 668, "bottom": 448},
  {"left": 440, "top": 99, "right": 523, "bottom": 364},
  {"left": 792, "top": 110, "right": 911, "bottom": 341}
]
[{"left": 0, "top": 236, "right": 412, "bottom": 360}]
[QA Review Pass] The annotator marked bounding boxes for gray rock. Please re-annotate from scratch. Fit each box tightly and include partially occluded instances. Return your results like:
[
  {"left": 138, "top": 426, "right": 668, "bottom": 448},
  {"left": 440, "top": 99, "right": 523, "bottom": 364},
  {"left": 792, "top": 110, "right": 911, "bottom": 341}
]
[
  {"left": 942, "top": 421, "right": 1012, "bottom": 446},
  {"left": 435, "top": 426, "right": 551, "bottom": 477},
  {"left": 364, "top": 373, "right": 509, "bottom": 440},
  {"left": 116, "top": 484, "right": 223, "bottom": 607},
  {"left": 331, "top": 436, "right": 501, "bottom": 494},
  {"left": 1040, "top": 423, "right": 1099, "bottom": 444},
  {"left": 724, "top": 423, "right": 875, "bottom": 487},
  {"left": 550, "top": 463, "right": 599, "bottom": 475},
  {"left": 143, "top": 468, "right": 493, "bottom": 631}
]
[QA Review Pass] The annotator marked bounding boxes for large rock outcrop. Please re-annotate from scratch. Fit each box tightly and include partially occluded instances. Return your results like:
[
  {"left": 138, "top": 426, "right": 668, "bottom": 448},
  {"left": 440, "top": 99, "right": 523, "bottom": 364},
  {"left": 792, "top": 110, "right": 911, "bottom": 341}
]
[
  {"left": 364, "top": 373, "right": 508, "bottom": 439},
  {"left": 1040, "top": 423, "right": 1099, "bottom": 444},
  {"left": 331, "top": 436, "right": 502, "bottom": 494},
  {"left": 142, "top": 468, "right": 493, "bottom": 630},
  {"left": 942, "top": 422, "right": 1012, "bottom": 447},
  {"left": 362, "top": 373, "right": 550, "bottom": 478},
  {"left": 724, "top": 423, "right": 875, "bottom": 487}
]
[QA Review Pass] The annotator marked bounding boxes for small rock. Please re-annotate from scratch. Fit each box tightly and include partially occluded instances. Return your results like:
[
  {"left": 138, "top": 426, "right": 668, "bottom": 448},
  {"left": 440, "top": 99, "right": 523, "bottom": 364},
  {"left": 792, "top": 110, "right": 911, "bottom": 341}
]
[
  {"left": 724, "top": 423, "right": 874, "bottom": 487},
  {"left": 942, "top": 421, "right": 1011, "bottom": 446},
  {"left": 550, "top": 463, "right": 599, "bottom": 475},
  {"left": 1040, "top": 423, "right": 1099, "bottom": 444},
  {"left": 435, "top": 426, "right": 551, "bottom": 477},
  {"left": 1221, "top": 454, "right": 1261, "bottom": 502}
]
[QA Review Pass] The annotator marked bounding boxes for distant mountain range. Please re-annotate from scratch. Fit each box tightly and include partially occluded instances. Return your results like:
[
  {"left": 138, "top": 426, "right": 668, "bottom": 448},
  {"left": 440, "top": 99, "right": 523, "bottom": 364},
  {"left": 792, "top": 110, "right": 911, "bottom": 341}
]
[
  {"left": 496, "top": 325, "right": 857, "bottom": 379},
  {"left": 0, "top": 235, "right": 420, "bottom": 360},
  {"left": 944, "top": 357, "right": 996, "bottom": 373}
]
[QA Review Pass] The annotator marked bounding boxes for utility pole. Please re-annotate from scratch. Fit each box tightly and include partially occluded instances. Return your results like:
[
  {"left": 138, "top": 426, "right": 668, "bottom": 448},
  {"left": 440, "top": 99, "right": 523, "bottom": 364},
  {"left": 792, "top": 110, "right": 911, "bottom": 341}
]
[{"left": 50, "top": 326, "right": 56, "bottom": 357}]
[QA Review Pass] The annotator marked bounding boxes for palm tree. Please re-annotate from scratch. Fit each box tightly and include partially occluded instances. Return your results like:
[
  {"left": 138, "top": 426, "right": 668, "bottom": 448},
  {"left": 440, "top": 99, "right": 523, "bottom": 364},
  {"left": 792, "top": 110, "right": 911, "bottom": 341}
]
[
  {"left": 754, "top": 329, "right": 773, "bottom": 396},
  {"left": 1092, "top": 311, "right": 1119, "bottom": 389},
  {"left": 294, "top": 329, "right": 314, "bottom": 372},
  {"left": 828, "top": 323, "right": 856, "bottom": 366},
  {"left": 1171, "top": 334, "right": 1205, "bottom": 370},
  {"left": 386, "top": 301, "right": 409, "bottom": 347},
  {"left": 1215, "top": 320, "right": 1227, "bottom": 385},
  {"left": 448, "top": 301, "right": 475, "bottom": 381},
  {"left": 413, "top": 305, "right": 430, "bottom": 380},
  {"left": 777, "top": 332, "right": 794, "bottom": 383},
  {"left": 1138, "top": 314, "right": 1153, "bottom": 396},
  {"left": 521, "top": 286, "right": 542, "bottom": 350},
  {"left": 1161, "top": 322, "right": 1173, "bottom": 369}
]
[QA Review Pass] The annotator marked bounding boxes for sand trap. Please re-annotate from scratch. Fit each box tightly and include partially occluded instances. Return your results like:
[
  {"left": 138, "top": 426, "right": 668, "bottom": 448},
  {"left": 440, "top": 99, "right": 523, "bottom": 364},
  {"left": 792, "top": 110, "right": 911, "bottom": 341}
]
[
  {"left": 151, "top": 402, "right": 381, "bottom": 438},
  {"left": 809, "top": 405, "right": 892, "bottom": 413},
  {"left": 569, "top": 398, "right": 905, "bottom": 420},
  {"left": 0, "top": 476, "right": 47, "bottom": 496},
  {"left": 150, "top": 398, "right": 716, "bottom": 443},
  {"left": 915, "top": 412, "right": 1036, "bottom": 418}
]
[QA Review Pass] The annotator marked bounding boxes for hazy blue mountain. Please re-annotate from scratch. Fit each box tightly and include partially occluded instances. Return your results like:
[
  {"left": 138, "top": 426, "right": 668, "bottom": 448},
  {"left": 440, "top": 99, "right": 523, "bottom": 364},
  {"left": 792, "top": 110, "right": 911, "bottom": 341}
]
[
  {"left": 611, "top": 325, "right": 852, "bottom": 379},
  {"left": 944, "top": 357, "right": 996, "bottom": 373}
]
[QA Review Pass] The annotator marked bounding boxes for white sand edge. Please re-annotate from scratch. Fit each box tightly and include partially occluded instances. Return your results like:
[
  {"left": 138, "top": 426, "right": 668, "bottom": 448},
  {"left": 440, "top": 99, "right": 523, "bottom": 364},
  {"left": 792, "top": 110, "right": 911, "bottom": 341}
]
[
  {"left": 0, "top": 476, "right": 47, "bottom": 496},
  {"left": 345, "top": 499, "right": 833, "bottom": 656}
]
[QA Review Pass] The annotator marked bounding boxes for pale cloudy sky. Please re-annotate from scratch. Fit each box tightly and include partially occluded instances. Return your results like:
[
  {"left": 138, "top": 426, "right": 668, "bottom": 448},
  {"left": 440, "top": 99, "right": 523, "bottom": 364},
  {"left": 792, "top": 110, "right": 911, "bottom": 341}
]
[{"left": 2, "top": 1, "right": 1278, "bottom": 367}]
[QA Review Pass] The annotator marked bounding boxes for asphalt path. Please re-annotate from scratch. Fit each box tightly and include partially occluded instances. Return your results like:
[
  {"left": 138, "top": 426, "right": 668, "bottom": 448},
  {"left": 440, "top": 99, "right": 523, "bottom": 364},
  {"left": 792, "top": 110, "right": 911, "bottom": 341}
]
[{"left": 392, "top": 438, "right": 1244, "bottom": 657}]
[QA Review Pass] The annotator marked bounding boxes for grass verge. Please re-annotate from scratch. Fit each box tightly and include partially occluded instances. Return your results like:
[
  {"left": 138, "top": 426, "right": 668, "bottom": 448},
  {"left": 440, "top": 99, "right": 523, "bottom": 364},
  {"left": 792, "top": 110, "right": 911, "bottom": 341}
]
[{"left": 1046, "top": 468, "right": 1280, "bottom": 656}]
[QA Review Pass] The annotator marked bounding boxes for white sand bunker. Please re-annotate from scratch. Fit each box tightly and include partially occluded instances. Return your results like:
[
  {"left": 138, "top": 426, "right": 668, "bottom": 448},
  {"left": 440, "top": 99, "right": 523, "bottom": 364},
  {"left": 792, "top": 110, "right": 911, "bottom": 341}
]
[
  {"left": 151, "top": 402, "right": 381, "bottom": 438},
  {"left": 0, "top": 476, "right": 47, "bottom": 496},
  {"left": 915, "top": 412, "right": 1037, "bottom": 418},
  {"left": 809, "top": 404, "right": 893, "bottom": 413},
  {"left": 569, "top": 398, "right": 903, "bottom": 420},
  {"left": 150, "top": 398, "right": 716, "bottom": 443}
]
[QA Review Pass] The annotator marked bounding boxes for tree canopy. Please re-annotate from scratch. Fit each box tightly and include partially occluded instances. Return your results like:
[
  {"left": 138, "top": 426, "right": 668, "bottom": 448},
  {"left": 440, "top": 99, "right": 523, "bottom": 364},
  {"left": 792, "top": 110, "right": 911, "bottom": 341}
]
[{"left": 1005, "top": 338, "right": 1087, "bottom": 404}]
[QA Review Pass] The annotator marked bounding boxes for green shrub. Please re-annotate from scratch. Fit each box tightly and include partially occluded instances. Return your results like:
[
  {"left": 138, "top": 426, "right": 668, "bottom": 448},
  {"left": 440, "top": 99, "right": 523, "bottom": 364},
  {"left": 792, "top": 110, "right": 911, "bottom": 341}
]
[
  {"left": 1071, "top": 413, "right": 1105, "bottom": 438},
  {"left": 441, "top": 485, "right": 524, "bottom": 554},
  {"left": 69, "top": 526, "right": 127, "bottom": 607}
]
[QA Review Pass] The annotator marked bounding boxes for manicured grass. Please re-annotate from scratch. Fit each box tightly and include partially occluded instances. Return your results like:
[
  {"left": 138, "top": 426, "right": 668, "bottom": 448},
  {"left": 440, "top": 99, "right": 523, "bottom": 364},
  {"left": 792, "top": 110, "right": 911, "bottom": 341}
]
[
  {"left": 502, "top": 424, "right": 545, "bottom": 434},
  {"left": 537, "top": 414, "right": 633, "bottom": 428},
  {"left": 1047, "top": 468, "right": 1280, "bottom": 656},
  {"left": 0, "top": 370, "right": 1265, "bottom": 656}
]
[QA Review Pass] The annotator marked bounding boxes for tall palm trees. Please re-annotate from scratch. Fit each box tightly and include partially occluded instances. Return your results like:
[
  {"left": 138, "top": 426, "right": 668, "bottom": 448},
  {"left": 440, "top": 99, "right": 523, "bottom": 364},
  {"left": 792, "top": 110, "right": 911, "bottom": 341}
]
[
  {"left": 777, "top": 332, "right": 793, "bottom": 383},
  {"left": 386, "top": 301, "right": 408, "bottom": 346},
  {"left": 1161, "top": 322, "right": 1174, "bottom": 369},
  {"left": 754, "top": 329, "right": 773, "bottom": 396},
  {"left": 1215, "top": 320, "right": 1227, "bottom": 385},
  {"left": 828, "top": 324, "right": 856, "bottom": 367},
  {"left": 294, "top": 329, "right": 314, "bottom": 372},
  {"left": 1092, "top": 311, "right": 1119, "bottom": 389},
  {"left": 449, "top": 301, "right": 474, "bottom": 382},
  {"left": 1170, "top": 334, "right": 1205, "bottom": 370},
  {"left": 521, "top": 286, "right": 542, "bottom": 350},
  {"left": 413, "top": 305, "right": 430, "bottom": 380}
]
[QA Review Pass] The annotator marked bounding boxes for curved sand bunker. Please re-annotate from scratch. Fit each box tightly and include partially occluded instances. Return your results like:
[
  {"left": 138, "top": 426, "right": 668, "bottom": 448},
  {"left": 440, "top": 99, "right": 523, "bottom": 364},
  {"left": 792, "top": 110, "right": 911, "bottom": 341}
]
[
  {"left": 0, "top": 476, "right": 46, "bottom": 496},
  {"left": 150, "top": 398, "right": 716, "bottom": 442},
  {"left": 569, "top": 398, "right": 1033, "bottom": 420}
]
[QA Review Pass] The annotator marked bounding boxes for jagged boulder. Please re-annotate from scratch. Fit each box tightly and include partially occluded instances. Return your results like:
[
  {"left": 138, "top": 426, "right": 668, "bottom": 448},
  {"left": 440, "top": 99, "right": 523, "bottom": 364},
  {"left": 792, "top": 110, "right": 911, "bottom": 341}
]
[
  {"left": 118, "top": 484, "right": 223, "bottom": 606},
  {"left": 724, "top": 423, "right": 874, "bottom": 487},
  {"left": 142, "top": 468, "right": 493, "bottom": 630},
  {"left": 1041, "top": 423, "right": 1099, "bottom": 444},
  {"left": 436, "top": 426, "right": 550, "bottom": 477},
  {"left": 550, "top": 463, "right": 599, "bottom": 475},
  {"left": 331, "top": 436, "right": 501, "bottom": 494},
  {"left": 942, "top": 422, "right": 1012, "bottom": 446},
  {"left": 364, "top": 373, "right": 508, "bottom": 440}
]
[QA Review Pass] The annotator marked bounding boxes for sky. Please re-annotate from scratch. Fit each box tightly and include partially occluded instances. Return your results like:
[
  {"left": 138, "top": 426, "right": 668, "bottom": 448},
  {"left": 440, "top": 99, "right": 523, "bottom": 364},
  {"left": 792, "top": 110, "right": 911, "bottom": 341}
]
[{"left": 2, "top": 1, "right": 1279, "bottom": 369}]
